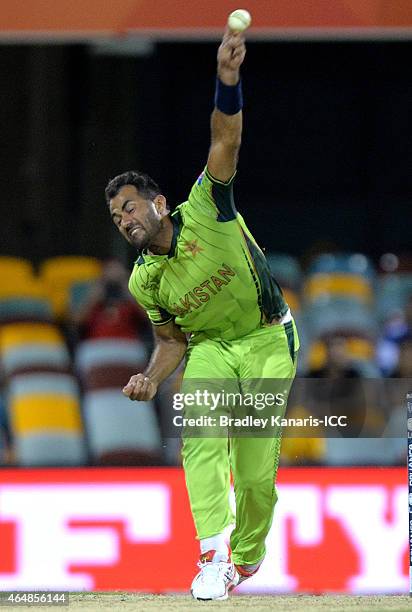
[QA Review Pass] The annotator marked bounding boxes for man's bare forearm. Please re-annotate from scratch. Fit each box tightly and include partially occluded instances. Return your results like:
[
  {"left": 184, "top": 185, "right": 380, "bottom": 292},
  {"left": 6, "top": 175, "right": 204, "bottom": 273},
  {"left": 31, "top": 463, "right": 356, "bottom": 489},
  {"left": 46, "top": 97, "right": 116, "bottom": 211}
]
[
  {"left": 218, "top": 64, "right": 240, "bottom": 86},
  {"left": 212, "top": 44, "right": 243, "bottom": 147},
  {"left": 207, "top": 29, "right": 246, "bottom": 182},
  {"left": 123, "top": 320, "right": 187, "bottom": 401},
  {"left": 211, "top": 108, "right": 242, "bottom": 149},
  {"left": 143, "top": 337, "right": 187, "bottom": 387}
]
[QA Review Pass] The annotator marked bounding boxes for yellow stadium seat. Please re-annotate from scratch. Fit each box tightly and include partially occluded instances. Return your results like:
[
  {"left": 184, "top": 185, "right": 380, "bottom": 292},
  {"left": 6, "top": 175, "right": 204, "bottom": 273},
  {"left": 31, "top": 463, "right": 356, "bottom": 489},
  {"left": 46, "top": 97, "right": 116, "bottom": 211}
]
[
  {"left": 304, "top": 273, "right": 372, "bottom": 303},
  {"left": 345, "top": 337, "right": 375, "bottom": 360},
  {"left": 0, "top": 277, "right": 47, "bottom": 300},
  {"left": 0, "top": 322, "right": 65, "bottom": 353},
  {"left": 280, "top": 405, "right": 326, "bottom": 464},
  {"left": 40, "top": 256, "right": 102, "bottom": 319},
  {"left": 11, "top": 394, "right": 83, "bottom": 435},
  {"left": 7, "top": 372, "right": 86, "bottom": 465},
  {"left": 0, "top": 322, "right": 70, "bottom": 376},
  {"left": 308, "top": 337, "right": 375, "bottom": 370},
  {"left": 308, "top": 341, "right": 327, "bottom": 370},
  {"left": 0, "top": 257, "right": 34, "bottom": 279},
  {"left": 281, "top": 436, "right": 326, "bottom": 465},
  {"left": 283, "top": 288, "right": 300, "bottom": 312}
]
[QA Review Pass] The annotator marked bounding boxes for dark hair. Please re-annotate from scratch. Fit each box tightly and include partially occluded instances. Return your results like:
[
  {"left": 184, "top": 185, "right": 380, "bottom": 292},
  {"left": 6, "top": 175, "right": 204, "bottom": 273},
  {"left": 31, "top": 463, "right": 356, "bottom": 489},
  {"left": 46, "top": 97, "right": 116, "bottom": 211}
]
[{"left": 105, "top": 170, "right": 162, "bottom": 206}]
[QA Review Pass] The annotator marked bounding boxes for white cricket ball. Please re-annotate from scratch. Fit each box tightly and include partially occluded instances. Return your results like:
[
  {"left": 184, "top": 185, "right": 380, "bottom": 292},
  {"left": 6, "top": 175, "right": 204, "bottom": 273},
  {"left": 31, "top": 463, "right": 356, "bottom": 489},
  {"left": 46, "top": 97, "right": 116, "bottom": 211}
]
[{"left": 227, "top": 9, "right": 252, "bottom": 32}]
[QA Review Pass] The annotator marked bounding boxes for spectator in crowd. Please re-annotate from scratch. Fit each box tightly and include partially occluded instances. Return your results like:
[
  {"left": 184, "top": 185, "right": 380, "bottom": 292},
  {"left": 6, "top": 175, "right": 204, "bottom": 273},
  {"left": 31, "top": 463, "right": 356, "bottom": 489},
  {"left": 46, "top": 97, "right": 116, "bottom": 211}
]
[
  {"left": 307, "top": 336, "right": 362, "bottom": 380},
  {"left": 307, "top": 336, "right": 365, "bottom": 438},
  {"left": 306, "top": 336, "right": 394, "bottom": 465},
  {"left": 377, "top": 293, "right": 412, "bottom": 376},
  {"left": 72, "top": 259, "right": 150, "bottom": 342},
  {"left": 390, "top": 334, "right": 412, "bottom": 379}
]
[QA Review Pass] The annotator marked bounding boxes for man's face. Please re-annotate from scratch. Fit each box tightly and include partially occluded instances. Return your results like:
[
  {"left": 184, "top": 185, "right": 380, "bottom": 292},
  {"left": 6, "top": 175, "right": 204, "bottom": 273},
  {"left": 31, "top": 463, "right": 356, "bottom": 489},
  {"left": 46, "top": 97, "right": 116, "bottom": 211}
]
[{"left": 109, "top": 185, "right": 163, "bottom": 251}]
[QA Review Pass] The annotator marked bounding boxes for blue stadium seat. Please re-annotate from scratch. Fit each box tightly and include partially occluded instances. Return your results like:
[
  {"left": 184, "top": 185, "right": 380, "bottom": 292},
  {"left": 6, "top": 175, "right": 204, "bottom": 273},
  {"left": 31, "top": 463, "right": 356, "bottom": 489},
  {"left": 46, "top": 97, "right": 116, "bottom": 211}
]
[
  {"left": 69, "top": 280, "right": 94, "bottom": 313},
  {"left": 0, "top": 277, "right": 52, "bottom": 325},
  {"left": 308, "top": 253, "right": 375, "bottom": 281},
  {"left": 0, "top": 298, "right": 52, "bottom": 324},
  {"left": 265, "top": 252, "right": 302, "bottom": 290},
  {"left": 376, "top": 274, "right": 412, "bottom": 321},
  {"left": 304, "top": 298, "right": 377, "bottom": 340}
]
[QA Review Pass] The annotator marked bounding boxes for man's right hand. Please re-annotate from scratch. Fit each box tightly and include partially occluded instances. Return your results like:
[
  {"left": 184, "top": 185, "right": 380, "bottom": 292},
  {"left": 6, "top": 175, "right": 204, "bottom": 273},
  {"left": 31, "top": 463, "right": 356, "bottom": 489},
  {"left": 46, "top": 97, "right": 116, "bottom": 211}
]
[
  {"left": 217, "top": 28, "right": 246, "bottom": 85},
  {"left": 122, "top": 320, "right": 187, "bottom": 402},
  {"left": 123, "top": 373, "right": 157, "bottom": 401}
]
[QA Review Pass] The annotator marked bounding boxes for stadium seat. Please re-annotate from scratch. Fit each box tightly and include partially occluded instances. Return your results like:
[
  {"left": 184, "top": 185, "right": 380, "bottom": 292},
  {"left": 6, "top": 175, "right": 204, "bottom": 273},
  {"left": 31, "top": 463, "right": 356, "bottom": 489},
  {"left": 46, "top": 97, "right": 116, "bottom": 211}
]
[
  {"left": 8, "top": 372, "right": 86, "bottom": 465},
  {"left": 75, "top": 337, "right": 161, "bottom": 464},
  {"left": 283, "top": 288, "right": 300, "bottom": 313},
  {"left": 0, "top": 278, "right": 52, "bottom": 324},
  {"left": 324, "top": 437, "right": 389, "bottom": 466},
  {"left": 304, "top": 298, "right": 377, "bottom": 340},
  {"left": 0, "top": 322, "right": 71, "bottom": 376},
  {"left": 75, "top": 338, "right": 147, "bottom": 378},
  {"left": 308, "top": 253, "right": 375, "bottom": 281},
  {"left": 306, "top": 337, "right": 380, "bottom": 377},
  {"left": 280, "top": 405, "right": 326, "bottom": 465},
  {"left": 376, "top": 273, "right": 412, "bottom": 321},
  {"left": 40, "top": 256, "right": 102, "bottom": 320},
  {"left": 0, "top": 256, "right": 34, "bottom": 279},
  {"left": 304, "top": 273, "right": 373, "bottom": 305},
  {"left": 69, "top": 280, "right": 94, "bottom": 313},
  {"left": 308, "top": 337, "right": 375, "bottom": 371},
  {"left": 0, "top": 393, "right": 10, "bottom": 463},
  {"left": 379, "top": 252, "right": 412, "bottom": 274},
  {"left": 83, "top": 389, "right": 161, "bottom": 464},
  {"left": 265, "top": 253, "right": 302, "bottom": 290}
]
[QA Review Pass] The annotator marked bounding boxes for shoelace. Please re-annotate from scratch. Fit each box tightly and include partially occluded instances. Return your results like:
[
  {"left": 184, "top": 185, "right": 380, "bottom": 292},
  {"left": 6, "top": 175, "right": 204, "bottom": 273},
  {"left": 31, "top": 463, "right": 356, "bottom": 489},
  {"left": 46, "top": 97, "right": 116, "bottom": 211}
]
[{"left": 196, "top": 561, "right": 233, "bottom": 584}]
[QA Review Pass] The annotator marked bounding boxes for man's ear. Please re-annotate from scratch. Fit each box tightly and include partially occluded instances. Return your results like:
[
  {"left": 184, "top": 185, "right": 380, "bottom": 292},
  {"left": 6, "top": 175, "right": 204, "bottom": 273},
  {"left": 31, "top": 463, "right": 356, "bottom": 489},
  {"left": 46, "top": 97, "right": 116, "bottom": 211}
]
[{"left": 153, "top": 194, "right": 168, "bottom": 215}]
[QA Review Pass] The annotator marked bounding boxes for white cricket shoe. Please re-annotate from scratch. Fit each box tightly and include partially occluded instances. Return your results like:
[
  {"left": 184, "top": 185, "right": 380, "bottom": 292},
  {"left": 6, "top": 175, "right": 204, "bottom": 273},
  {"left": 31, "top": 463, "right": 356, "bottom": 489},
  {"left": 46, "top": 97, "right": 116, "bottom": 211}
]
[{"left": 191, "top": 550, "right": 239, "bottom": 601}]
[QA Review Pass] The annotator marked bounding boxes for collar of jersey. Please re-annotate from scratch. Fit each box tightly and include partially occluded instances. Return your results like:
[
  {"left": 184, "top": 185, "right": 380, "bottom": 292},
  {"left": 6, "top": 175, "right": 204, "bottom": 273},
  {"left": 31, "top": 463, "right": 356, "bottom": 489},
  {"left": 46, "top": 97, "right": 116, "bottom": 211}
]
[{"left": 135, "top": 208, "right": 182, "bottom": 265}]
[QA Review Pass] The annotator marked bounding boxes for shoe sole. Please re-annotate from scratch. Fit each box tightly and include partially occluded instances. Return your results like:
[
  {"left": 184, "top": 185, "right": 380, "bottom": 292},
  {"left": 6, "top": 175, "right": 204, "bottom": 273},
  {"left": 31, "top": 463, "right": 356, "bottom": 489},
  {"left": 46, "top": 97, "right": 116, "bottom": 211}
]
[
  {"left": 191, "top": 580, "right": 236, "bottom": 601},
  {"left": 191, "top": 593, "right": 229, "bottom": 601}
]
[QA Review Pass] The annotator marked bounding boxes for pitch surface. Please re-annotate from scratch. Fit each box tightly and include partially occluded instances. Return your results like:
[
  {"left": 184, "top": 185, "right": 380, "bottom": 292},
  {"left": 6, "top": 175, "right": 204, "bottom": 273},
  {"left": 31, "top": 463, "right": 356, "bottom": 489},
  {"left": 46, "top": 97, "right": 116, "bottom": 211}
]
[{"left": 62, "top": 593, "right": 411, "bottom": 611}]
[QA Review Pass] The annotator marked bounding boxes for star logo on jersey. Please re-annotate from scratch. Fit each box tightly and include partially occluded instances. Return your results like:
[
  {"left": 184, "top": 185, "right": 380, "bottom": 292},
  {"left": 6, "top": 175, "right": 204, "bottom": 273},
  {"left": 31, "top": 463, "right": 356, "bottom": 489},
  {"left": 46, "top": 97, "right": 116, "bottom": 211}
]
[{"left": 184, "top": 239, "right": 204, "bottom": 257}]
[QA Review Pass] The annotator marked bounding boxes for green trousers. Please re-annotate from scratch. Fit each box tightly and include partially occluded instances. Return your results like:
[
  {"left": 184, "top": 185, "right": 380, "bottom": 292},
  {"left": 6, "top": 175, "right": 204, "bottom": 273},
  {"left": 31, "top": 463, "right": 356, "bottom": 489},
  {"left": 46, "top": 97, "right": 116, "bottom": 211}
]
[{"left": 181, "top": 319, "right": 299, "bottom": 566}]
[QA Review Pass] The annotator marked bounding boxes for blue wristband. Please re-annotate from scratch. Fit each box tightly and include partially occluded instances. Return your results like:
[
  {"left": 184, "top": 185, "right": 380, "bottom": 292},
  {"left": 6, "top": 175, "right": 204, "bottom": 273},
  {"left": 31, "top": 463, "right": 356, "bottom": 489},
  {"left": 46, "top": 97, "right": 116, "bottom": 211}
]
[{"left": 214, "top": 77, "right": 243, "bottom": 115}]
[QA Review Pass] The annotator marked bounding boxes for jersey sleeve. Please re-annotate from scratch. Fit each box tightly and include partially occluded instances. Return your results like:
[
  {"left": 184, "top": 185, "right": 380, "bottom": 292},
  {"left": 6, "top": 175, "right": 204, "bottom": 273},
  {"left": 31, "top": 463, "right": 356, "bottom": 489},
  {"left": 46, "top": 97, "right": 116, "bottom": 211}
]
[
  {"left": 128, "top": 271, "right": 173, "bottom": 327},
  {"left": 186, "top": 166, "right": 237, "bottom": 221}
]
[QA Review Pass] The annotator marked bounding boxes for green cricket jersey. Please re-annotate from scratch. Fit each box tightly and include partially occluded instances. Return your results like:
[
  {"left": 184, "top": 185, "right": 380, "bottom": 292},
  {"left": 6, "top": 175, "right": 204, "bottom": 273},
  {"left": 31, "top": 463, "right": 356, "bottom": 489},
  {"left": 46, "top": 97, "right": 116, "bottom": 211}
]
[{"left": 128, "top": 167, "right": 288, "bottom": 342}]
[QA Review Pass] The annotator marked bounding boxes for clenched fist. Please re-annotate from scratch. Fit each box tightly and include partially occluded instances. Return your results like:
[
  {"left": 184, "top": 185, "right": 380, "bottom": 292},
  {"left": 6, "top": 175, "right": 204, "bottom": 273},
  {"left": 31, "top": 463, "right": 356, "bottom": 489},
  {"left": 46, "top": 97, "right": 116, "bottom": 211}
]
[{"left": 123, "top": 373, "right": 157, "bottom": 401}]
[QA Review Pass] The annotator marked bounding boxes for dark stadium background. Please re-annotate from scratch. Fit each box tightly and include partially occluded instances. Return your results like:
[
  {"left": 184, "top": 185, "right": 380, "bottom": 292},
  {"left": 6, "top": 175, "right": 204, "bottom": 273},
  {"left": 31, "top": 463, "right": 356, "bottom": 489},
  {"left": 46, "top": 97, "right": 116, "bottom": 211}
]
[
  {"left": 2, "top": 40, "right": 411, "bottom": 263},
  {"left": 1, "top": 0, "right": 412, "bottom": 596}
]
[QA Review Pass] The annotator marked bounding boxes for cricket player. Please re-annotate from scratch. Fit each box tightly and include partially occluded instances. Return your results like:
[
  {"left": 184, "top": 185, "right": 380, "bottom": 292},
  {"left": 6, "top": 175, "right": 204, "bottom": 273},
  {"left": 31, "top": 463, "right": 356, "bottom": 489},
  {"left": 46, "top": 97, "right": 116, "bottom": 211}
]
[{"left": 106, "top": 26, "right": 299, "bottom": 601}]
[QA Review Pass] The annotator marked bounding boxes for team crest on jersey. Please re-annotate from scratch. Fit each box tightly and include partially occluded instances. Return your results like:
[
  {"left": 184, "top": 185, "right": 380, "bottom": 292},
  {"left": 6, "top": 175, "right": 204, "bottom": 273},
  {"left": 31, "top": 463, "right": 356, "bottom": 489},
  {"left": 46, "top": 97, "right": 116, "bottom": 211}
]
[
  {"left": 197, "top": 172, "right": 204, "bottom": 185},
  {"left": 184, "top": 239, "right": 204, "bottom": 256}
]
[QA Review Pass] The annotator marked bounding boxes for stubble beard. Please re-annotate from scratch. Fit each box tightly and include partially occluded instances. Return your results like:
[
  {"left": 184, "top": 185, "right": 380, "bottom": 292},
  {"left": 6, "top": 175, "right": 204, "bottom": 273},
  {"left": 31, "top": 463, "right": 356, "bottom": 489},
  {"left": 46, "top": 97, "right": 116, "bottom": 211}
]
[
  {"left": 129, "top": 226, "right": 150, "bottom": 251},
  {"left": 129, "top": 216, "right": 162, "bottom": 252}
]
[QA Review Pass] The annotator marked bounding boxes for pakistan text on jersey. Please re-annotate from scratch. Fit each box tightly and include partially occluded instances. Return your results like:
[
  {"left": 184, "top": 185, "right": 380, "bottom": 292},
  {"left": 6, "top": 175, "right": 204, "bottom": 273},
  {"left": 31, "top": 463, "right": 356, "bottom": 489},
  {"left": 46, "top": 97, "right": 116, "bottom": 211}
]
[{"left": 171, "top": 263, "right": 236, "bottom": 316}]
